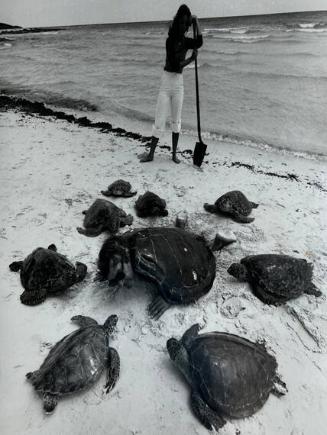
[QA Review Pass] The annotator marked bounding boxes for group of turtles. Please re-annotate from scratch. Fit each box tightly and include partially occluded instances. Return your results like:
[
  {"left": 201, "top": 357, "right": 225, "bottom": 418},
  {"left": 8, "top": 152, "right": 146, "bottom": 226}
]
[{"left": 9, "top": 179, "right": 321, "bottom": 431}]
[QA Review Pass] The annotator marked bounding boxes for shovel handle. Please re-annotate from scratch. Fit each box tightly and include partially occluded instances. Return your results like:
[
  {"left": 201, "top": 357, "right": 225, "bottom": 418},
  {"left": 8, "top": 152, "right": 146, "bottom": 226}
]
[{"left": 193, "top": 21, "right": 202, "bottom": 143}]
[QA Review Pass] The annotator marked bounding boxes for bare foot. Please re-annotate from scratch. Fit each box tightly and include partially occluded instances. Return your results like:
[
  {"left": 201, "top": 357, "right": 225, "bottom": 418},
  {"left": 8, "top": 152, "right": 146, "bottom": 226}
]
[{"left": 172, "top": 155, "right": 180, "bottom": 164}]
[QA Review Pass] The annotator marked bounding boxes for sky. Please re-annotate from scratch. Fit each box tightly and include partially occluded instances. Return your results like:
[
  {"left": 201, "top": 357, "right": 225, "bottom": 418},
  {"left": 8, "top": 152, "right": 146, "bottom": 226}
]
[{"left": 1, "top": 0, "right": 327, "bottom": 27}]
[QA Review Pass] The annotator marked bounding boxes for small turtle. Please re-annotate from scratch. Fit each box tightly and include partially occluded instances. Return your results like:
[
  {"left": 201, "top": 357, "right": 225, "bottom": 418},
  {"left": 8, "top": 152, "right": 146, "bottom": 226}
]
[
  {"left": 204, "top": 190, "right": 258, "bottom": 223},
  {"left": 167, "top": 324, "right": 287, "bottom": 431},
  {"left": 134, "top": 191, "right": 168, "bottom": 217},
  {"left": 26, "top": 314, "right": 119, "bottom": 413},
  {"left": 97, "top": 227, "right": 216, "bottom": 319},
  {"left": 9, "top": 244, "right": 87, "bottom": 305},
  {"left": 101, "top": 179, "right": 137, "bottom": 198},
  {"left": 228, "top": 254, "right": 322, "bottom": 305},
  {"left": 77, "top": 198, "right": 133, "bottom": 237}
]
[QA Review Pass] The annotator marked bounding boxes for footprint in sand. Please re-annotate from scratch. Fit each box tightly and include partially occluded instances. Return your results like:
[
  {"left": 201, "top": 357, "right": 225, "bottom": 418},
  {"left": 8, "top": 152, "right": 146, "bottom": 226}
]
[{"left": 0, "top": 228, "right": 7, "bottom": 239}]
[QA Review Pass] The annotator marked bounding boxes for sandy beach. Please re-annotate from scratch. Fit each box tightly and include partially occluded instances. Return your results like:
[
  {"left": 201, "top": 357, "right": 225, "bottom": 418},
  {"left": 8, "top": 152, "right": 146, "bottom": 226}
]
[{"left": 0, "top": 106, "right": 327, "bottom": 435}]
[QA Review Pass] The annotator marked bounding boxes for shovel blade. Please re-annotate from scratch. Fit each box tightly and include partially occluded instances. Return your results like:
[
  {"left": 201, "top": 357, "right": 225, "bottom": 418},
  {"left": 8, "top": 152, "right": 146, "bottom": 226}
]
[{"left": 193, "top": 141, "right": 207, "bottom": 167}]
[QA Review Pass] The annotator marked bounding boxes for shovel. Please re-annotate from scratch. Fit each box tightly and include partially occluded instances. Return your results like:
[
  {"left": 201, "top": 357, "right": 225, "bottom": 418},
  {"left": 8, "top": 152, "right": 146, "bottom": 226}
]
[{"left": 192, "top": 22, "right": 207, "bottom": 167}]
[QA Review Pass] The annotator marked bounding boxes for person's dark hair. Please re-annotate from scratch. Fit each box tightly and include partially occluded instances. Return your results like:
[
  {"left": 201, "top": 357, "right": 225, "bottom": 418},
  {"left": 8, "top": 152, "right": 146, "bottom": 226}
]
[{"left": 169, "top": 4, "right": 191, "bottom": 38}]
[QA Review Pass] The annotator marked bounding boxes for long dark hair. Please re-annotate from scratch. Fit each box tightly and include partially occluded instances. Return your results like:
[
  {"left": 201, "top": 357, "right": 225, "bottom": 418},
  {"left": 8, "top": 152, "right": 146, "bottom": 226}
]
[{"left": 169, "top": 4, "right": 191, "bottom": 38}]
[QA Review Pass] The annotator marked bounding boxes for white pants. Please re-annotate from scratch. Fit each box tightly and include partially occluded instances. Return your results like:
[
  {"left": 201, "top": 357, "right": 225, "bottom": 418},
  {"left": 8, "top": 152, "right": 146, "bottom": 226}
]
[{"left": 152, "top": 71, "right": 184, "bottom": 137}]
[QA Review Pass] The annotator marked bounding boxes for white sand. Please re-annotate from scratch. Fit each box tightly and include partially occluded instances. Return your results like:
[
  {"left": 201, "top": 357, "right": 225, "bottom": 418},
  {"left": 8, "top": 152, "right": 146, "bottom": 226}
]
[{"left": 0, "top": 110, "right": 326, "bottom": 435}]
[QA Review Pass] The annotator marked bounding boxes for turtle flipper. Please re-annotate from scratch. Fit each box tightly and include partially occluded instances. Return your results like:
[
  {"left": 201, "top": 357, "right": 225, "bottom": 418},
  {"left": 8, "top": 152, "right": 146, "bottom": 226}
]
[
  {"left": 250, "top": 201, "right": 259, "bottom": 209},
  {"left": 101, "top": 190, "right": 111, "bottom": 197},
  {"left": 272, "top": 374, "right": 288, "bottom": 397},
  {"left": 232, "top": 213, "right": 254, "bottom": 224},
  {"left": 191, "top": 390, "right": 226, "bottom": 431},
  {"left": 203, "top": 203, "right": 217, "bottom": 214},
  {"left": 75, "top": 262, "right": 87, "bottom": 282},
  {"left": 43, "top": 393, "right": 58, "bottom": 414},
  {"left": 71, "top": 315, "right": 98, "bottom": 327},
  {"left": 20, "top": 289, "right": 47, "bottom": 305},
  {"left": 148, "top": 296, "right": 170, "bottom": 319},
  {"left": 211, "top": 233, "right": 236, "bottom": 251},
  {"left": 124, "top": 190, "right": 137, "bottom": 197},
  {"left": 76, "top": 226, "right": 103, "bottom": 237},
  {"left": 305, "top": 283, "right": 322, "bottom": 297},
  {"left": 26, "top": 370, "right": 40, "bottom": 384},
  {"left": 9, "top": 261, "right": 23, "bottom": 272},
  {"left": 104, "top": 347, "right": 120, "bottom": 394}
]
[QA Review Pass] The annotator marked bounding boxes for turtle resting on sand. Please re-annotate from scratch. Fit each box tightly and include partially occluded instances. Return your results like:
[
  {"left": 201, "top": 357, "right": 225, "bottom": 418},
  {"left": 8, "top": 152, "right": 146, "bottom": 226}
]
[
  {"left": 9, "top": 244, "right": 87, "bottom": 305},
  {"left": 134, "top": 191, "right": 168, "bottom": 217},
  {"left": 26, "top": 314, "right": 119, "bottom": 414},
  {"left": 204, "top": 190, "right": 258, "bottom": 223},
  {"left": 77, "top": 198, "right": 133, "bottom": 237},
  {"left": 97, "top": 227, "right": 216, "bottom": 319},
  {"left": 101, "top": 179, "right": 137, "bottom": 198},
  {"left": 167, "top": 324, "right": 287, "bottom": 431},
  {"left": 228, "top": 254, "right": 322, "bottom": 305}
]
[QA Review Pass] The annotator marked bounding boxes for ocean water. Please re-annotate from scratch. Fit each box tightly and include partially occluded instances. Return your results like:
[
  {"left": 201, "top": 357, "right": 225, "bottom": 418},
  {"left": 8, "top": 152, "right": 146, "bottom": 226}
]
[{"left": 1, "top": 11, "right": 327, "bottom": 156}]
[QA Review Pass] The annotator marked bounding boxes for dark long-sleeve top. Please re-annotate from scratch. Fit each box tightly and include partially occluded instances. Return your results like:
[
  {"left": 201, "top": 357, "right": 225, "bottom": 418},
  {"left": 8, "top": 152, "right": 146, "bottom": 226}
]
[{"left": 164, "top": 32, "right": 203, "bottom": 74}]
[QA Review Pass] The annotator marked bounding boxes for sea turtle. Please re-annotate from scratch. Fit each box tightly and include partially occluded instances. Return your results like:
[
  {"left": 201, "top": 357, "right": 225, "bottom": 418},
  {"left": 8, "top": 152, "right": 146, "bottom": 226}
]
[
  {"left": 228, "top": 254, "right": 322, "bottom": 305},
  {"left": 26, "top": 314, "right": 119, "bottom": 414},
  {"left": 9, "top": 244, "right": 87, "bottom": 305},
  {"left": 204, "top": 190, "right": 258, "bottom": 223},
  {"left": 134, "top": 191, "right": 168, "bottom": 217},
  {"left": 77, "top": 198, "right": 133, "bottom": 237},
  {"left": 167, "top": 324, "right": 287, "bottom": 431},
  {"left": 101, "top": 179, "right": 137, "bottom": 198},
  {"left": 97, "top": 227, "right": 216, "bottom": 319}
]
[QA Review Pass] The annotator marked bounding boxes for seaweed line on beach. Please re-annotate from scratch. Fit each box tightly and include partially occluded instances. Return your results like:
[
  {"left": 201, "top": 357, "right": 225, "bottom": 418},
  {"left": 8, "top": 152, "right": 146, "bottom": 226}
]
[
  {"left": 211, "top": 160, "right": 327, "bottom": 193},
  {"left": 1, "top": 94, "right": 326, "bottom": 193}
]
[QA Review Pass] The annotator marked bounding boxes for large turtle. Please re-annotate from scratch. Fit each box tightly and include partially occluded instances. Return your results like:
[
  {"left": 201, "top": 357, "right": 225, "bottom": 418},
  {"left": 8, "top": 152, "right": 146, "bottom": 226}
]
[
  {"left": 167, "top": 324, "right": 287, "bottom": 431},
  {"left": 26, "top": 314, "right": 119, "bottom": 414},
  {"left": 134, "top": 191, "right": 168, "bottom": 217},
  {"left": 228, "top": 254, "right": 322, "bottom": 305},
  {"left": 9, "top": 244, "right": 87, "bottom": 305},
  {"left": 101, "top": 179, "right": 137, "bottom": 197},
  {"left": 77, "top": 198, "right": 133, "bottom": 237},
  {"left": 97, "top": 227, "right": 216, "bottom": 319},
  {"left": 204, "top": 190, "right": 258, "bottom": 223}
]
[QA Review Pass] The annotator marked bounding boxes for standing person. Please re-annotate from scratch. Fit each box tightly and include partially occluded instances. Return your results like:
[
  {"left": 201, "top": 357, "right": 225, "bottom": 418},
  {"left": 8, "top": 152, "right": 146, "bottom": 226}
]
[{"left": 140, "top": 4, "right": 203, "bottom": 164}]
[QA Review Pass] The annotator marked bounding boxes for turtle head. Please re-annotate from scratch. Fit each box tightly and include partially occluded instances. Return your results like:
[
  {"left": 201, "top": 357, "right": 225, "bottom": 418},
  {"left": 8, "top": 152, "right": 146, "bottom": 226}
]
[
  {"left": 227, "top": 262, "right": 248, "bottom": 282},
  {"left": 98, "top": 236, "right": 133, "bottom": 287},
  {"left": 167, "top": 338, "right": 182, "bottom": 362},
  {"left": 167, "top": 338, "right": 192, "bottom": 384},
  {"left": 104, "top": 314, "right": 118, "bottom": 334}
]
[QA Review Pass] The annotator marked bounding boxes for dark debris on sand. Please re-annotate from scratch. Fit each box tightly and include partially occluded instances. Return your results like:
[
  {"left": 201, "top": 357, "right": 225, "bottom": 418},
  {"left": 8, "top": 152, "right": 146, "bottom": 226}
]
[{"left": 1, "top": 94, "right": 326, "bottom": 193}]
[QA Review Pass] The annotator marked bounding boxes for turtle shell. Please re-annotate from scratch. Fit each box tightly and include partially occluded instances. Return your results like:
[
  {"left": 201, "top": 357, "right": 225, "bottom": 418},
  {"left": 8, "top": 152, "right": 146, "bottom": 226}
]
[
  {"left": 134, "top": 192, "right": 168, "bottom": 217},
  {"left": 188, "top": 332, "right": 277, "bottom": 418},
  {"left": 105, "top": 180, "right": 136, "bottom": 197},
  {"left": 28, "top": 326, "right": 108, "bottom": 395},
  {"left": 241, "top": 254, "right": 312, "bottom": 304},
  {"left": 216, "top": 191, "right": 252, "bottom": 216},
  {"left": 21, "top": 248, "right": 78, "bottom": 294},
  {"left": 83, "top": 199, "right": 123, "bottom": 233},
  {"left": 129, "top": 227, "right": 216, "bottom": 304}
]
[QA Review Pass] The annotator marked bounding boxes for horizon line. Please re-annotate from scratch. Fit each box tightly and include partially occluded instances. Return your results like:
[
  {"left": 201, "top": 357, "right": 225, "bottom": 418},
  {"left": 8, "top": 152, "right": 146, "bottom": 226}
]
[{"left": 4, "top": 9, "right": 327, "bottom": 30}]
